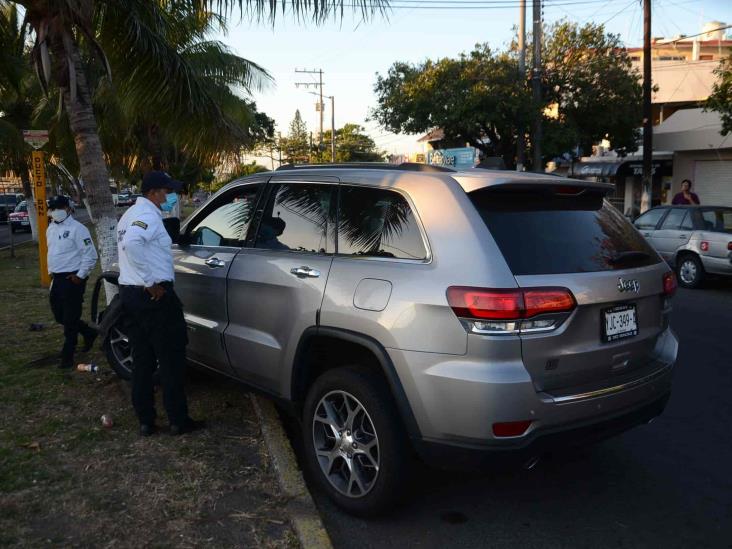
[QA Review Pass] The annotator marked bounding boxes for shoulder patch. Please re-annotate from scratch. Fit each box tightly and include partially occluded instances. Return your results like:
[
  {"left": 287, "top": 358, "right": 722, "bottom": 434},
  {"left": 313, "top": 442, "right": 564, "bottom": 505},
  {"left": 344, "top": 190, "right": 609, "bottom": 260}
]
[
  {"left": 83, "top": 238, "right": 92, "bottom": 246},
  {"left": 132, "top": 220, "right": 148, "bottom": 230}
]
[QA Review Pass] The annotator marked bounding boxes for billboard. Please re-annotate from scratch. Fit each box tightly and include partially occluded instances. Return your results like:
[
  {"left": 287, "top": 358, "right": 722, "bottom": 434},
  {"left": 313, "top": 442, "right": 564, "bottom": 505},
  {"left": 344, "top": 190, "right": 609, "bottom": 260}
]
[{"left": 427, "top": 147, "right": 478, "bottom": 170}]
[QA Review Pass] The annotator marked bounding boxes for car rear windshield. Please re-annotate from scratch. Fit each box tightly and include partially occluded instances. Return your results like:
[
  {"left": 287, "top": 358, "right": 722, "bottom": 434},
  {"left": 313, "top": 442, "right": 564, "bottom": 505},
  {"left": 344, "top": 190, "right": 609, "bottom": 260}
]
[{"left": 469, "top": 187, "right": 661, "bottom": 275}]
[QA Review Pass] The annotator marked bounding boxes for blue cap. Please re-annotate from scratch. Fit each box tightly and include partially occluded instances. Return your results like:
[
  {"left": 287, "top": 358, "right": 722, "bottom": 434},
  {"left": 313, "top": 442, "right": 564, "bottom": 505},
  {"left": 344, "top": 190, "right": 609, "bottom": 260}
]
[
  {"left": 141, "top": 171, "right": 183, "bottom": 193},
  {"left": 48, "top": 195, "right": 70, "bottom": 210}
]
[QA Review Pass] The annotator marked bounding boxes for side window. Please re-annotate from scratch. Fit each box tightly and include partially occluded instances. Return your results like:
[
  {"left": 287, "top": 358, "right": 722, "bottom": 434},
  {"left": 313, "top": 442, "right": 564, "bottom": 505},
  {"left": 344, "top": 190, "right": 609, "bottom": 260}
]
[
  {"left": 255, "top": 183, "right": 335, "bottom": 253},
  {"left": 188, "top": 184, "right": 261, "bottom": 247},
  {"left": 679, "top": 211, "right": 693, "bottom": 230},
  {"left": 634, "top": 208, "right": 665, "bottom": 230},
  {"left": 338, "top": 186, "right": 427, "bottom": 260},
  {"left": 660, "top": 209, "right": 686, "bottom": 230}
]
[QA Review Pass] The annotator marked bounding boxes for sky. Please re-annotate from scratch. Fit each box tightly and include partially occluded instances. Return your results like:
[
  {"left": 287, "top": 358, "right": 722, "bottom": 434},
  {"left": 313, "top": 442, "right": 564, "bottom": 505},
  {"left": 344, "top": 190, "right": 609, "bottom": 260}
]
[{"left": 216, "top": 0, "right": 731, "bottom": 158}]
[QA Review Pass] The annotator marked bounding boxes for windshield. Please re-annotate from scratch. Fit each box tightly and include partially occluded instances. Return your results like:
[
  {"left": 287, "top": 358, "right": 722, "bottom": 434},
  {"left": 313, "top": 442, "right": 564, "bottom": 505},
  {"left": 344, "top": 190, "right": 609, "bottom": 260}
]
[{"left": 469, "top": 187, "right": 661, "bottom": 275}]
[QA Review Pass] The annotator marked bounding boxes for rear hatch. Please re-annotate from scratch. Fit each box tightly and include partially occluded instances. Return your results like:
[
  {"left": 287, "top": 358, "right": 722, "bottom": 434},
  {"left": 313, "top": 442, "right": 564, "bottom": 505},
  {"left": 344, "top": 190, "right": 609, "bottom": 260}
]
[{"left": 468, "top": 183, "right": 672, "bottom": 394}]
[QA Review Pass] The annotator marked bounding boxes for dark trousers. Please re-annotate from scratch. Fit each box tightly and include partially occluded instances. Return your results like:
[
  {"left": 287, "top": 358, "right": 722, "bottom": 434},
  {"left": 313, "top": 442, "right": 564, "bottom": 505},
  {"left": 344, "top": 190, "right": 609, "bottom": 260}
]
[
  {"left": 49, "top": 273, "right": 95, "bottom": 367},
  {"left": 120, "top": 283, "right": 189, "bottom": 426}
]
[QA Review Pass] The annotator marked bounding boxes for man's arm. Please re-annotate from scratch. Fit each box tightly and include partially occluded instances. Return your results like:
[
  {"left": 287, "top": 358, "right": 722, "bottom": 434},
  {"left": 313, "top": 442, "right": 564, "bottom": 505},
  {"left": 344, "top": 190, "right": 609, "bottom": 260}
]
[
  {"left": 74, "top": 225, "right": 98, "bottom": 279},
  {"left": 122, "top": 214, "right": 156, "bottom": 287}
]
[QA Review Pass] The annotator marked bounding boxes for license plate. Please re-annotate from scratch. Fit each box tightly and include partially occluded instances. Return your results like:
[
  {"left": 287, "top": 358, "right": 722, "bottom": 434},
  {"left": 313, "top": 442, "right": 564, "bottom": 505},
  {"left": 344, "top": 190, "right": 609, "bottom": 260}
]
[
  {"left": 602, "top": 304, "right": 638, "bottom": 342},
  {"left": 21, "top": 221, "right": 29, "bottom": 225}
]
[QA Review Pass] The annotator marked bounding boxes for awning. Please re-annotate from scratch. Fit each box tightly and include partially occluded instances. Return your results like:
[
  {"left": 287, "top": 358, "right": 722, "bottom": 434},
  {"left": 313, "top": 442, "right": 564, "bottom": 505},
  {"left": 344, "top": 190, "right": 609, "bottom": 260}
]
[
  {"left": 569, "top": 155, "right": 674, "bottom": 179},
  {"left": 568, "top": 161, "right": 622, "bottom": 178}
]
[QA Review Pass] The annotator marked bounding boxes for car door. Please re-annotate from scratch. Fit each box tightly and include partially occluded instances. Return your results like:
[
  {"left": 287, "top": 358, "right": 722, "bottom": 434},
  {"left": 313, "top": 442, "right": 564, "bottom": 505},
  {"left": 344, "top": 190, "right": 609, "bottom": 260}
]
[
  {"left": 652, "top": 208, "right": 692, "bottom": 262},
  {"left": 224, "top": 177, "right": 338, "bottom": 395},
  {"left": 173, "top": 180, "right": 266, "bottom": 374},
  {"left": 633, "top": 207, "right": 667, "bottom": 251}
]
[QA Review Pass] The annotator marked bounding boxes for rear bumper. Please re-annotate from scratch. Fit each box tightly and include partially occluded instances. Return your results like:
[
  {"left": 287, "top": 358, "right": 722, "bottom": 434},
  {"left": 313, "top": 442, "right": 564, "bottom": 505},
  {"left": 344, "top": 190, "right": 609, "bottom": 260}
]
[
  {"left": 389, "top": 327, "right": 677, "bottom": 461},
  {"left": 414, "top": 392, "right": 670, "bottom": 469}
]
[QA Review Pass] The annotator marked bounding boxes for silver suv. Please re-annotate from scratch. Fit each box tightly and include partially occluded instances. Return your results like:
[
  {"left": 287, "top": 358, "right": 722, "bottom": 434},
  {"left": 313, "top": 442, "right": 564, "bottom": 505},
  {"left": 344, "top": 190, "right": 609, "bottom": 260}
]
[
  {"left": 101, "top": 165, "right": 679, "bottom": 516},
  {"left": 633, "top": 205, "right": 732, "bottom": 288}
]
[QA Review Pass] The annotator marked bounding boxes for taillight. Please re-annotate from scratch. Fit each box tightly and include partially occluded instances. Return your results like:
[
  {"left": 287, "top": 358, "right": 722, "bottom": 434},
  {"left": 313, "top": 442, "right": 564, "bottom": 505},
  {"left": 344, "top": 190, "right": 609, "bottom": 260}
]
[
  {"left": 662, "top": 272, "right": 677, "bottom": 297},
  {"left": 700, "top": 241, "right": 709, "bottom": 252},
  {"left": 447, "top": 287, "right": 576, "bottom": 334},
  {"left": 727, "top": 242, "right": 732, "bottom": 251}
]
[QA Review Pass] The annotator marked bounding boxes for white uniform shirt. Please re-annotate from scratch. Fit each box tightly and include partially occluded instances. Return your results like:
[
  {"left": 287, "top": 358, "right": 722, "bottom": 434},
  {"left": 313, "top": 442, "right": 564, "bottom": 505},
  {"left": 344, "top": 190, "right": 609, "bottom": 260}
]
[
  {"left": 117, "top": 196, "right": 174, "bottom": 287},
  {"left": 47, "top": 215, "right": 98, "bottom": 278}
]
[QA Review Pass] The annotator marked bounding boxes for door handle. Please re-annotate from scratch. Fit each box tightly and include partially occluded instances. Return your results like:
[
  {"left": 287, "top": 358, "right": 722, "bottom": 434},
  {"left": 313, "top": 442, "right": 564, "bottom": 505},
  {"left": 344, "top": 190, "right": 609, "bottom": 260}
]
[
  {"left": 205, "top": 257, "right": 226, "bottom": 268},
  {"left": 290, "top": 266, "right": 321, "bottom": 278},
  {"left": 678, "top": 234, "right": 687, "bottom": 239},
  {"left": 642, "top": 233, "right": 650, "bottom": 237}
]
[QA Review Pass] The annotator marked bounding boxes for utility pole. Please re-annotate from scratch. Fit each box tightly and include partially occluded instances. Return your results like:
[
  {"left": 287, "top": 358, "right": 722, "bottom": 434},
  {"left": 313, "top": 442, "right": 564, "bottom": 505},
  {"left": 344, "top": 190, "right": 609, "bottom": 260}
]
[
  {"left": 517, "top": 0, "right": 526, "bottom": 171},
  {"left": 330, "top": 96, "right": 336, "bottom": 163},
  {"left": 309, "top": 132, "right": 313, "bottom": 163},
  {"left": 641, "top": 0, "right": 653, "bottom": 213},
  {"left": 531, "top": 0, "right": 543, "bottom": 172},
  {"left": 295, "top": 68, "right": 325, "bottom": 157},
  {"left": 277, "top": 131, "right": 282, "bottom": 166}
]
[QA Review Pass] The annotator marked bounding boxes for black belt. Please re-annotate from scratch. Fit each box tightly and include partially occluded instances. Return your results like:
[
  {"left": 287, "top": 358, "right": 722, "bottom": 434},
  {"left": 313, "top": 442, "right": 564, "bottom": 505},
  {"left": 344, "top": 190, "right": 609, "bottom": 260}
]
[{"left": 51, "top": 272, "right": 77, "bottom": 277}]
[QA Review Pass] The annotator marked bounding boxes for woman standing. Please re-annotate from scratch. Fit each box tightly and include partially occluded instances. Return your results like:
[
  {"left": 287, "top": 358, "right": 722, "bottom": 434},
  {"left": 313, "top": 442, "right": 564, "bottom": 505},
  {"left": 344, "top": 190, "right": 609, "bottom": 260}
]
[{"left": 672, "top": 179, "right": 701, "bottom": 205}]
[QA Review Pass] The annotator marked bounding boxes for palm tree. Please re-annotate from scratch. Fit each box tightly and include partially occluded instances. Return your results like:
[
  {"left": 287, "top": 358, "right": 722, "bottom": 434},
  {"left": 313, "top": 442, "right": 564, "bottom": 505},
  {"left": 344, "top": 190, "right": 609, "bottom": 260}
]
[{"left": 9, "top": 0, "right": 387, "bottom": 295}]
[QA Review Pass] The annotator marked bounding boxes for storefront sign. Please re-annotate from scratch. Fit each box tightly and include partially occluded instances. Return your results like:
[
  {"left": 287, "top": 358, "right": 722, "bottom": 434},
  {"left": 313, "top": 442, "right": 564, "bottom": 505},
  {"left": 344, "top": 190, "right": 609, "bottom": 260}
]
[{"left": 427, "top": 147, "right": 477, "bottom": 170}]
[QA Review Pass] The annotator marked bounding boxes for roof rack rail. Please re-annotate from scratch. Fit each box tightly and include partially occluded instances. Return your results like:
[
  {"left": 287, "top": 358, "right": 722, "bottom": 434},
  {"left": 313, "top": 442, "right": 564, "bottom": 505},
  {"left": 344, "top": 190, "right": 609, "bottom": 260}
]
[{"left": 275, "top": 162, "right": 455, "bottom": 173}]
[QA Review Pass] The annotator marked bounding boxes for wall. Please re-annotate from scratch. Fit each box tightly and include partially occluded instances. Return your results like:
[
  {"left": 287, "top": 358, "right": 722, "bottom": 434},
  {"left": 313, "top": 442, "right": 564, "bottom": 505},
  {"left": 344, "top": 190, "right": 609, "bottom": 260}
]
[{"left": 672, "top": 149, "right": 732, "bottom": 196}]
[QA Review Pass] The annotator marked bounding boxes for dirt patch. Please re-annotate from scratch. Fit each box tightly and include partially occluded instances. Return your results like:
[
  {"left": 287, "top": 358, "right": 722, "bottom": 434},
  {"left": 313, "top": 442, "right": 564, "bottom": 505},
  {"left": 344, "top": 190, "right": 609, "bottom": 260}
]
[{"left": 0, "top": 246, "right": 297, "bottom": 548}]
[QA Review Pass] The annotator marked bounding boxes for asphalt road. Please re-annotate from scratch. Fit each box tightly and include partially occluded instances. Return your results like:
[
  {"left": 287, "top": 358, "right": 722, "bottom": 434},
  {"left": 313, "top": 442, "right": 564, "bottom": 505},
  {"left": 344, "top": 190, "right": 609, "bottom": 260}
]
[
  {"left": 300, "top": 280, "right": 732, "bottom": 548},
  {"left": 0, "top": 208, "right": 91, "bottom": 249}
]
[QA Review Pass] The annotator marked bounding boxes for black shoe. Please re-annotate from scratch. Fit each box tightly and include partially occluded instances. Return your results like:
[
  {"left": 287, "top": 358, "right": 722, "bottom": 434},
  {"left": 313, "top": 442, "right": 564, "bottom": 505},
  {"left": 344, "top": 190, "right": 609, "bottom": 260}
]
[
  {"left": 81, "top": 332, "right": 98, "bottom": 352},
  {"left": 170, "top": 419, "right": 205, "bottom": 436},
  {"left": 139, "top": 424, "right": 158, "bottom": 437}
]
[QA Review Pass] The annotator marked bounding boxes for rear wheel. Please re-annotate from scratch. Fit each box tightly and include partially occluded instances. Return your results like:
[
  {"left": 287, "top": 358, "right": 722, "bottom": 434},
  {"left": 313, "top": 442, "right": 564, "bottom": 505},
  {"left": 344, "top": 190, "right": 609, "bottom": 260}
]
[
  {"left": 302, "top": 365, "right": 410, "bottom": 517},
  {"left": 676, "top": 254, "right": 703, "bottom": 289}
]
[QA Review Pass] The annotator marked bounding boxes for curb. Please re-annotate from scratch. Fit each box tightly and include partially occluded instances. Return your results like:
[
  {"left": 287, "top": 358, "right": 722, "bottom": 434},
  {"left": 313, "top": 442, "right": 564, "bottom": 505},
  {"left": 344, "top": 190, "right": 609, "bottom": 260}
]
[{"left": 250, "top": 394, "right": 333, "bottom": 549}]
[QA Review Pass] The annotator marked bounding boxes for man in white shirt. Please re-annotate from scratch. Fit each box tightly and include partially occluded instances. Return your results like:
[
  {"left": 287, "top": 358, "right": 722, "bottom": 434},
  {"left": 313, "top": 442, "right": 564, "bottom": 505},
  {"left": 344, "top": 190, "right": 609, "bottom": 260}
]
[
  {"left": 47, "top": 195, "right": 98, "bottom": 369},
  {"left": 118, "top": 171, "right": 203, "bottom": 437}
]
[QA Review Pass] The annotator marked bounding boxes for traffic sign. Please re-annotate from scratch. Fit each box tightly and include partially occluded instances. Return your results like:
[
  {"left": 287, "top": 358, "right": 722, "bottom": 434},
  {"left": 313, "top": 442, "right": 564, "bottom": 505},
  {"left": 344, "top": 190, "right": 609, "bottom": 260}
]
[{"left": 23, "top": 129, "right": 49, "bottom": 149}]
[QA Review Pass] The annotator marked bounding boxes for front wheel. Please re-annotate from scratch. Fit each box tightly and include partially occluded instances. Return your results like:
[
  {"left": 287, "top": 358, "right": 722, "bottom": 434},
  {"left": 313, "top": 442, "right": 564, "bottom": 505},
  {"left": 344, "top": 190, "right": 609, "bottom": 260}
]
[
  {"left": 676, "top": 255, "right": 704, "bottom": 289},
  {"left": 302, "top": 365, "right": 410, "bottom": 517}
]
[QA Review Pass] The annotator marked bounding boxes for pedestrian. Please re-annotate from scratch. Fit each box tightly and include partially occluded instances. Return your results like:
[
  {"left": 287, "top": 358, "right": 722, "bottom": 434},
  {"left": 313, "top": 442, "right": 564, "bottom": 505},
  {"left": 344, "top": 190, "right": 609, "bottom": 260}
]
[
  {"left": 117, "top": 171, "right": 203, "bottom": 437},
  {"left": 672, "top": 179, "right": 700, "bottom": 205},
  {"left": 47, "top": 195, "right": 98, "bottom": 369}
]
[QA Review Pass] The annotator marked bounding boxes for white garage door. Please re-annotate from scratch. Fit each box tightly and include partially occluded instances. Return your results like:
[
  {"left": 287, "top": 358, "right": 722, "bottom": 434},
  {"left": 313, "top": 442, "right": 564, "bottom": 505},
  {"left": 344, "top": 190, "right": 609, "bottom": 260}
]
[{"left": 694, "top": 160, "right": 732, "bottom": 206}]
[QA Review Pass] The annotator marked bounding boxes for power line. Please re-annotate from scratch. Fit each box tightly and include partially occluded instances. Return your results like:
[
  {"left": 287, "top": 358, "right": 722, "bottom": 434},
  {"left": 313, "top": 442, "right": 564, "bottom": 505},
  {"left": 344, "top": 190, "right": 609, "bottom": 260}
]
[{"left": 337, "top": 0, "right": 615, "bottom": 9}]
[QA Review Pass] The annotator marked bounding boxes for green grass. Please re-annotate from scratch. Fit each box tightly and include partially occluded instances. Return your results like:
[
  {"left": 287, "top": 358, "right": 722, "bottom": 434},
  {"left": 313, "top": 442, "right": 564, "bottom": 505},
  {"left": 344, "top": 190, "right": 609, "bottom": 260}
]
[{"left": 0, "top": 244, "right": 295, "bottom": 548}]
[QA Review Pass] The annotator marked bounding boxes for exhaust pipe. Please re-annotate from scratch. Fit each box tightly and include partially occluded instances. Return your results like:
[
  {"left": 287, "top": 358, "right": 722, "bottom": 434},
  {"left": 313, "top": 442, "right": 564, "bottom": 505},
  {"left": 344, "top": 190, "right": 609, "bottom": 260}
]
[{"left": 524, "top": 455, "right": 541, "bottom": 470}]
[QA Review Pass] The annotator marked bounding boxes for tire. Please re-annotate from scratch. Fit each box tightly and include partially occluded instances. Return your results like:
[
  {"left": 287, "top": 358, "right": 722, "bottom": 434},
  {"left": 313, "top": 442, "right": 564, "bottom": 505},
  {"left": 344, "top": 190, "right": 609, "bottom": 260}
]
[
  {"left": 103, "top": 322, "right": 134, "bottom": 381},
  {"left": 302, "top": 365, "right": 410, "bottom": 517},
  {"left": 676, "top": 254, "right": 704, "bottom": 289}
]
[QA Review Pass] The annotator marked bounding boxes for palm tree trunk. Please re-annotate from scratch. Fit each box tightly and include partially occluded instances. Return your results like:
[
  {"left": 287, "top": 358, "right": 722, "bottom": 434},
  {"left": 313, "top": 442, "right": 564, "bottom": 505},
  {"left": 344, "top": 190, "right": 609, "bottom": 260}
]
[{"left": 57, "top": 37, "right": 117, "bottom": 303}]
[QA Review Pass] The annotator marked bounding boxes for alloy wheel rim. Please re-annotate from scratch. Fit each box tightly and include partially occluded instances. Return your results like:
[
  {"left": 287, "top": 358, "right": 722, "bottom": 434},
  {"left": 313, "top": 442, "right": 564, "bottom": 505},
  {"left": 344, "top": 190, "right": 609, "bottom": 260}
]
[
  {"left": 680, "top": 260, "right": 697, "bottom": 284},
  {"left": 312, "top": 390, "right": 380, "bottom": 498},
  {"left": 109, "top": 327, "right": 133, "bottom": 374}
]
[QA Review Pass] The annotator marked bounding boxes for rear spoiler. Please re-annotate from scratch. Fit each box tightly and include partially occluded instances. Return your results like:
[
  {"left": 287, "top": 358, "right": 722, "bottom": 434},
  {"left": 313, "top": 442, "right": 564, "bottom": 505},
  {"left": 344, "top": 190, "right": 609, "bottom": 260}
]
[{"left": 454, "top": 173, "right": 614, "bottom": 195}]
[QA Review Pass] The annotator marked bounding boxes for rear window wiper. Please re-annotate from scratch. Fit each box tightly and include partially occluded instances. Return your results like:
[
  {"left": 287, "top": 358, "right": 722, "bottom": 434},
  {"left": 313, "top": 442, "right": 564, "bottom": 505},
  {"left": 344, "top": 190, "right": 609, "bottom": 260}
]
[{"left": 608, "top": 251, "right": 650, "bottom": 265}]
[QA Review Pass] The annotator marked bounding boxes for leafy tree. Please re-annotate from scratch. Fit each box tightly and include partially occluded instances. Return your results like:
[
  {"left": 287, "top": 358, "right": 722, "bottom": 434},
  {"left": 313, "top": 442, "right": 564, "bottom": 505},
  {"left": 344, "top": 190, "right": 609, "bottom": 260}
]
[
  {"left": 542, "top": 21, "right": 642, "bottom": 158},
  {"left": 319, "top": 123, "right": 384, "bottom": 162},
  {"left": 281, "top": 110, "right": 310, "bottom": 163},
  {"left": 8, "top": 0, "right": 386, "bottom": 294},
  {"left": 707, "top": 53, "right": 732, "bottom": 135},
  {"left": 372, "top": 21, "right": 642, "bottom": 169}
]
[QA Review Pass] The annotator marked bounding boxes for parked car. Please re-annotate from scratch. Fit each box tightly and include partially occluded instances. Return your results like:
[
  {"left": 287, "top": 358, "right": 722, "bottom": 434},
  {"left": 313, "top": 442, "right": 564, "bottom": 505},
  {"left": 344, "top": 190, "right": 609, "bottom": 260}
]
[
  {"left": 9, "top": 201, "right": 31, "bottom": 233},
  {"left": 116, "top": 193, "right": 134, "bottom": 207},
  {"left": 634, "top": 205, "right": 732, "bottom": 288},
  {"left": 99, "top": 165, "right": 678, "bottom": 516},
  {"left": 0, "top": 193, "right": 23, "bottom": 223}
]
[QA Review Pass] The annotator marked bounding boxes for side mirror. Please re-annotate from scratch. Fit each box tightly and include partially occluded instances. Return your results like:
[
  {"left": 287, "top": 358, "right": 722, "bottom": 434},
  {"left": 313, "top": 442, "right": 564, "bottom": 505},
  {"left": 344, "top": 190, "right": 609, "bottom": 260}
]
[{"left": 162, "top": 217, "right": 181, "bottom": 244}]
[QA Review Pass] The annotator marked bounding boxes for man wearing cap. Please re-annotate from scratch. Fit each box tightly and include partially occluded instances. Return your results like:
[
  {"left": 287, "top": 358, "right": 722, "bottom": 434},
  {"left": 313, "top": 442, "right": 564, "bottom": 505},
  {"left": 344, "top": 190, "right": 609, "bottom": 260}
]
[
  {"left": 117, "top": 171, "right": 203, "bottom": 437},
  {"left": 47, "top": 195, "right": 98, "bottom": 369}
]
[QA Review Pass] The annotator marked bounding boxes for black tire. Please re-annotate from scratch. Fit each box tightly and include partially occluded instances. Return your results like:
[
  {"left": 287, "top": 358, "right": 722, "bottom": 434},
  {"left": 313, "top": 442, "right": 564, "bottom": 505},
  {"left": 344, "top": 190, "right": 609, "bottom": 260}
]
[
  {"left": 676, "top": 254, "right": 704, "bottom": 289},
  {"left": 102, "top": 318, "right": 160, "bottom": 383},
  {"left": 301, "top": 365, "right": 410, "bottom": 517}
]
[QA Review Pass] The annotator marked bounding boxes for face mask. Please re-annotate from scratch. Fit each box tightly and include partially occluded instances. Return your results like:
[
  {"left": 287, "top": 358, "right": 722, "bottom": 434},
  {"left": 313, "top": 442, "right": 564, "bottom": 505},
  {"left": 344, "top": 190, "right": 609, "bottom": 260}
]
[
  {"left": 160, "top": 192, "right": 178, "bottom": 212},
  {"left": 51, "top": 210, "right": 69, "bottom": 223}
]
